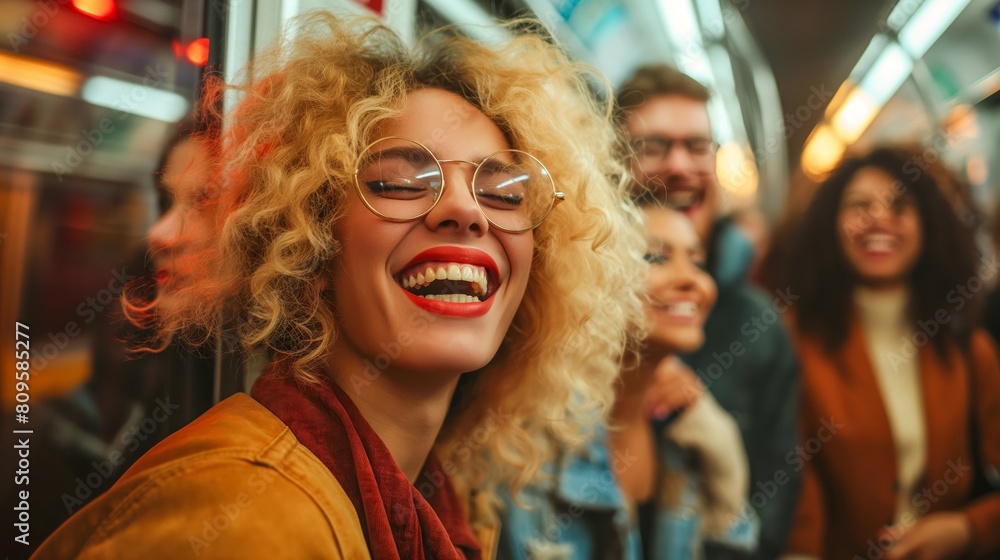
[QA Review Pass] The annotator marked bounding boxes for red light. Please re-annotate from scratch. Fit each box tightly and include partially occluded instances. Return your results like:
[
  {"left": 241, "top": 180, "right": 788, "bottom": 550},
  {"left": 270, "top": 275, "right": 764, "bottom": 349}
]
[
  {"left": 72, "top": 0, "right": 117, "bottom": 21},
  {"left": 172, "top": 38, "right": 184, "bottom": 60},
  {"left": 185, "top": 38, "right": 209, "bottom": 66}
]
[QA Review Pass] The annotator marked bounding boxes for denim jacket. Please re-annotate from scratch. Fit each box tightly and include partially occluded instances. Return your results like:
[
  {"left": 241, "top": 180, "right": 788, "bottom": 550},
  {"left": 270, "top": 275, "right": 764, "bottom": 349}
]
[
  {"left": 652, "top": 442, "right": 759, "bottom": 559},
  {"left": 496, "top": 426, "right": 641, "bottom": 560},
  {"left": 497, "top": 406, "right": 759, "bottom": 559}
]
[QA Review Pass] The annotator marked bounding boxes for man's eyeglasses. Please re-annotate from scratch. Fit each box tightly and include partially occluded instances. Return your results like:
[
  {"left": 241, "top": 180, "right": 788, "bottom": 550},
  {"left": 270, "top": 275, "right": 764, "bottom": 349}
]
[
  {"left": 631, "top": 136, "right": 719, "bottom": 163},
  {"left": 353, "top": 137, "right": 564, "bottom": 233}
]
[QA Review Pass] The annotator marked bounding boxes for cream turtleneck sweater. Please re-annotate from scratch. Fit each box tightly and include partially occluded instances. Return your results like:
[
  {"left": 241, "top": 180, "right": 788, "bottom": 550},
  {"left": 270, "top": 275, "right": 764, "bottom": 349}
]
[{"left": 854, "top": 286, "right": 926, "bottom": 525}]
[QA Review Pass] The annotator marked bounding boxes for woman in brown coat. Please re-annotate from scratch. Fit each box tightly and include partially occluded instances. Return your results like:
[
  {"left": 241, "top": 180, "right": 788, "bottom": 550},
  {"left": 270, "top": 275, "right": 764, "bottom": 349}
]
[{"left": 782, "top": 146, "right": 1000, "bottom": 560}]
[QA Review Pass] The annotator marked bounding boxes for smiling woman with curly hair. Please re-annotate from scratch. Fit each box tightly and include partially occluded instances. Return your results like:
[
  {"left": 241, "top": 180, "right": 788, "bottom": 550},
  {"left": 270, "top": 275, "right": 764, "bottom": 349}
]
[{"left": 34, "top": 12, "right": 646, "bottom": 560}]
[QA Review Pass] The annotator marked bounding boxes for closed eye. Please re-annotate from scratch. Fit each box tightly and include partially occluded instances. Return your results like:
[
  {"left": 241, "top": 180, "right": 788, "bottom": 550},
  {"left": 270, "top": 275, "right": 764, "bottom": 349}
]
[
  {"left": 644, "top": 252, "right": 668, "bottom": 265},
  {"left": 365, "top": 181, "right": 433, "bottom": 199},
  {"left": 477, "top": 189, "right": 524, "bottom": 209}
]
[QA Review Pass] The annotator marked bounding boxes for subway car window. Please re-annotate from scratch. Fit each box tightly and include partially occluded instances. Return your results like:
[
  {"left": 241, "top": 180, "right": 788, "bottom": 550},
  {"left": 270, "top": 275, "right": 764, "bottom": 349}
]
[
  {"left": 4, "top": 0, "right": 1000, "bottom": 559},
  {"left": 1, "top": 0, "right": 224, "bottom": 553}
]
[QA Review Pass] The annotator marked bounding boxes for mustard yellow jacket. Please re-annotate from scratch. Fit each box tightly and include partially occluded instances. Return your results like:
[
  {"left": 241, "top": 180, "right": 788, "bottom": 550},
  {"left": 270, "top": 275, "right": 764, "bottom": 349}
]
[{"left": 33, "top": 393, "right": 424, "bottom": 559}]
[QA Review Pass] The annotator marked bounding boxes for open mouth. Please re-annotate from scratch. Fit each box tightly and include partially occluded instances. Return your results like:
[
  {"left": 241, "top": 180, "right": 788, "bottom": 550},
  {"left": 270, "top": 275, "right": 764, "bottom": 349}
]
[
  {"left": 860, "top": 233, "right": 897, "bottom": 254},
  {"left": 651, "top": 299, "right": 699, "bottom": 319},
  {"left": 664, "top": 189, "right": 705, "bottom": 213},
  {"left": 397, "top": 261, "right": 497, "bottom": 303}
]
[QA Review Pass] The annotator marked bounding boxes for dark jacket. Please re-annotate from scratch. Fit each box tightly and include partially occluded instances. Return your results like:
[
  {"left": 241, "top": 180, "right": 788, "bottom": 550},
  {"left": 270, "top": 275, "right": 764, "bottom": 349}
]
[{"left": 674, "top": 218, "right": 801, "bottom": 559}]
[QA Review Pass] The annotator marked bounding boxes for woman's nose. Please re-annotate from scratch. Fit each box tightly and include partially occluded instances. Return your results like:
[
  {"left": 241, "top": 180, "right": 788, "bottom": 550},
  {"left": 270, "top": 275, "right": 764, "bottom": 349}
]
[
  {"left": 148, "top": 209, "right": 182, "bottom": 253},
  {"left": 423, "top": 162, "right": 489, "bottom": 235}
]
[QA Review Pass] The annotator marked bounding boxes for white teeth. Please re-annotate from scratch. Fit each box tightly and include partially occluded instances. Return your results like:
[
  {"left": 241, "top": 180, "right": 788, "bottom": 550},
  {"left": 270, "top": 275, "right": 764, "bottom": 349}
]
[
  {"left": 475, "top": 270, "right": 488, "bottom": 296},
  {"left": 667, "top": 301, "right": 697, "bottom": 317},
  {"left": 666, "top": 190, "right": 701, "bottom": 210},
  {"left": 400, "top": 262, "right": 490, "bottom": 297},
  {"left": 863, "top": 234, "right": 895, "bottom": 252},
  {"left": 421, "top": 294, "right": 482, "bottom": 303}
]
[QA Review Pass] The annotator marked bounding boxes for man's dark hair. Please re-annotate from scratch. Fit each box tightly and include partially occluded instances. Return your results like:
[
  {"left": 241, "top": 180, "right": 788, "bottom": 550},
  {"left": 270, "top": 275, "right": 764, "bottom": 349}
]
[{"left": 615, "top": 64, "right": 710, "bottom": 122}]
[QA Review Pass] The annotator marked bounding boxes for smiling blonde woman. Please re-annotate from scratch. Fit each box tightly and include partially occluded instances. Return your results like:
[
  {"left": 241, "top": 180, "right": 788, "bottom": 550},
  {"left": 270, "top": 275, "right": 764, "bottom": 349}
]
[{"left": 33, "top": 12, "right": 646, "bottom": 560}]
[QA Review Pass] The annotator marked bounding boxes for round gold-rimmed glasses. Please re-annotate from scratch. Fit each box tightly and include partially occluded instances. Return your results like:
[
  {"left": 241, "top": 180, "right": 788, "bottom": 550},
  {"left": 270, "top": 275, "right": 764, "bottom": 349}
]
[{"left": 353, "top": 136, "right": 565, "bottom": 233}]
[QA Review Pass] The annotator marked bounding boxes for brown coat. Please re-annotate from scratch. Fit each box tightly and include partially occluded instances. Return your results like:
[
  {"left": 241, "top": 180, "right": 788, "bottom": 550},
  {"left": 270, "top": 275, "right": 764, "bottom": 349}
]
[
  {"left": 785, "top": 320, "right": 1000, "bottom": 559},
  {"left": 32, "top": 394, "right": 373, "bottom": 559},
  {"left": 32, "top": 393, "right": 499, "bottom": 559}
]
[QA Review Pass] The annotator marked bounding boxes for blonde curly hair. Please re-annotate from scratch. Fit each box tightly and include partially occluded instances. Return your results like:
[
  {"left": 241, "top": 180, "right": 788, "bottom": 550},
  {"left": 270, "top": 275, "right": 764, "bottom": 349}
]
[{"left": 131, "top": 12, "right": 646, "bottom": 496}]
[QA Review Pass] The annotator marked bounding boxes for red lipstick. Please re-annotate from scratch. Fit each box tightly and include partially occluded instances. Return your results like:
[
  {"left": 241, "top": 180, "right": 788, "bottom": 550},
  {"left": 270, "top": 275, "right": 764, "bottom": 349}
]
[
  {"left": 397, "top": 246, "right": 500, "bottom": 317},
  {"left": 401, "top": 246, "right": 499, "bottom": 278}
]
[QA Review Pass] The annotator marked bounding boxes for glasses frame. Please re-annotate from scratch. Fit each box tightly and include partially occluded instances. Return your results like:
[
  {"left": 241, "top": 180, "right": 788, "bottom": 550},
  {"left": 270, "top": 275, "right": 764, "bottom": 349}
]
[
  {"left": 353, "top": 136, "right": 565, "bottom": 233},
  {"left": 631, "top": 135, "right": 720, "bottom": 165}
]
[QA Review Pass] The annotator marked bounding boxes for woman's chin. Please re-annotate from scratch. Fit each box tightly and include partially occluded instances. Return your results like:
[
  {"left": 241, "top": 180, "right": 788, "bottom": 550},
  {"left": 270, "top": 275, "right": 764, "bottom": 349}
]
[
  {"left": 648, "top": 330, "right": 704, "bottom": 356},
  {"left": 391, "top": 350, "right": 495, "bottom": 378}
]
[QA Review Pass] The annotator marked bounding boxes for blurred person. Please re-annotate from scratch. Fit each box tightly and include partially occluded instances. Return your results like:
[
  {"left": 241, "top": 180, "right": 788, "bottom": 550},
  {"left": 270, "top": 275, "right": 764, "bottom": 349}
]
[
  {"left": 783, "top": 145, "right": 1000, "bottom": 560},
  {"left": 620, "top": 202, "right": 758, "bottom": 559},
  {"left": 495, "top": 203, "right": 757, "bottom": 559},
  {"left": 983, "top": 196, "right": 1000, "bottom": 346},
  {"left": 33, "top": 13, "right": 646, "bottom": 559},
  {"left": 616, "top": 64, "right": 801, "bottom": 560},
  {"left": 26, "top": 124, "right": 219, "bottom": 552},
  {"left": 145, "top": 127, "right": 220, "bottom": 319}
]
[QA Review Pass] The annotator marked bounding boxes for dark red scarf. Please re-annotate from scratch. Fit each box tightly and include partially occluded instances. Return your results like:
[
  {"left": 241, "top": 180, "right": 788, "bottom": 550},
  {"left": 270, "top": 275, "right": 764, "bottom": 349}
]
[{"left": 251, "top": 364, "right": 481, "bottom": 560}]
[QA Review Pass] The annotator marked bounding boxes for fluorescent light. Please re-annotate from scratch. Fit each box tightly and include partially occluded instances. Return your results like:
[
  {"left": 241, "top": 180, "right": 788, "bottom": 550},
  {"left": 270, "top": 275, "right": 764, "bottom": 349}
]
[
  {"left": 422, "top": 0, "right": 508, "bottom": 45},
  {"left": 884, "top": 0, "right": 922, "bottom": 31},
  {"left": 898, "top": 0, "right": 971, "bottom": 57},
  {"left": 801, "top": 125, "right": 845, "bottom": 179},
  {"left": 694, "top": 0, "right": 725, "bottom": 39},
  {"left": 831, "top": 87, "right": 878, "bottom": 143},
  {"left": 716, "top": 141, "right": 758, "bottom": 198},
  {"left": 659, "top": 0, "right": 701, "bottom": 49},
  {"left": 708, "top": 95, "right": 734, "bottom": 144},
  {"left": 656, "top": 0, "right": 735, "bottom": 144},
  {"left": 705, "top": 45, "right": 744, "bottom": 144},
  {"left": 81, "top": 76, "right": 189, "bottom": 122},
  {"left": 657, "top": 0, "right": 715, "bottom": 86},
  {"left": 858, "top": 42, "right": 913, "bottom": 106},
  {"left": 852, "top": 33, "right": 888, "bottom": 82},
  {"left": 0, "top": 51, "right": 82, "bottom": 97}
]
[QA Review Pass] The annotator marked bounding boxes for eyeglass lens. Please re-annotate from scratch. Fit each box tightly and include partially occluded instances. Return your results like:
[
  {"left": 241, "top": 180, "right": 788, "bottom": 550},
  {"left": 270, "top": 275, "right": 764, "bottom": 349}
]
[
  {"left": 356, "top": 138, "right": 554, "bottom": 232},
  {"left": 634, "top": 136, "right": 716, "bottom": 159}
]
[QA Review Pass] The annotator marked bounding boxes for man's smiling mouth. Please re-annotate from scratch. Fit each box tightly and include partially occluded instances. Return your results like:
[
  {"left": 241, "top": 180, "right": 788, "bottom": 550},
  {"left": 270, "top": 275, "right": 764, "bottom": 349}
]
[{"left": 664, "top": 189, "right": 704, "bottom": 212}]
